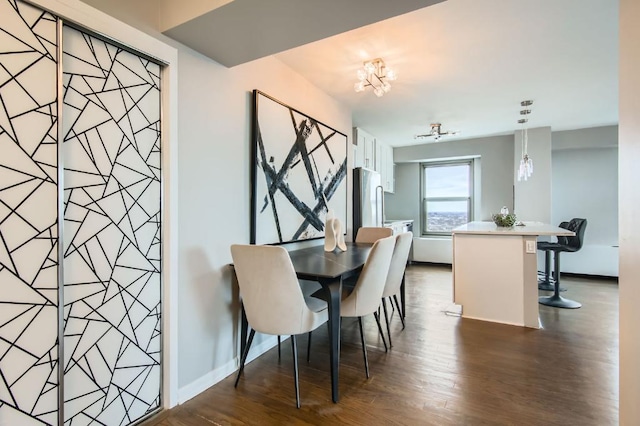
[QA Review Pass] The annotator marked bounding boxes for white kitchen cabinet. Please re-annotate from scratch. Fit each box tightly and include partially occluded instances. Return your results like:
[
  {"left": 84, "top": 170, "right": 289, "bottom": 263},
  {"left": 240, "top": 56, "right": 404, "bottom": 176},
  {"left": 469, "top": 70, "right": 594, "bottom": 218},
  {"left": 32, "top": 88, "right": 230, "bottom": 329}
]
[
  {"left": 381, "top": 143, "right": 395, "bottom": 193},
  {"left": 353, "top": 127, "right": 395, "bottom": 192},
  {"left": 353, "top": 127, "right": 376, "bottom": 169},
  {"left": 375, "top": 140, "right": 382, "bottom": 174}
]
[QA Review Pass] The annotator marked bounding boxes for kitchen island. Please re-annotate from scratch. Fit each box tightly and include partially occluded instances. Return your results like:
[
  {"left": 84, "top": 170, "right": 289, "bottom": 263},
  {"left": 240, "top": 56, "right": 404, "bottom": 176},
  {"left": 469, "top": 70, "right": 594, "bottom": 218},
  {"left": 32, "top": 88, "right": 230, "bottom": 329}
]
[{"left": 452, "top": 221, "right": 574, "bottom": 328}]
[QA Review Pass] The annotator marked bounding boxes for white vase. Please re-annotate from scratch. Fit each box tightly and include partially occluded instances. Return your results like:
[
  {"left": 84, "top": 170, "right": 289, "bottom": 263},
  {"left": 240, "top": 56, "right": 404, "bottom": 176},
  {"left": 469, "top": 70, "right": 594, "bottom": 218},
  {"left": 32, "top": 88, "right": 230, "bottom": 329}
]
[
  {"left": 335, "top": 219, "right": 346, "bottom": 252},
  {"left": 324, "top": 218, "right": 337, "bottom": 252}
]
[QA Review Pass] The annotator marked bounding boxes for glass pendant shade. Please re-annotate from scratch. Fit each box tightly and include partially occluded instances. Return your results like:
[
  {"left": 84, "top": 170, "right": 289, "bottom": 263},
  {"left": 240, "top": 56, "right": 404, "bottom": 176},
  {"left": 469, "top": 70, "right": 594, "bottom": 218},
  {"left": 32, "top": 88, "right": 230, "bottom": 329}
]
[{"left": 516, "top": 103, "right": 534, "bottom": 182}]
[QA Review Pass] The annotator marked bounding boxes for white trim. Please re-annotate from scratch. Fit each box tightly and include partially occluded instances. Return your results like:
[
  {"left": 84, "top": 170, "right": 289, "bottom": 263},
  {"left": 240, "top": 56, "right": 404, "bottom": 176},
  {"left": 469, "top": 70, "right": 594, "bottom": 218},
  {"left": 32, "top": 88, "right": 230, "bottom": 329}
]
[
  {"left": 28, "top": 0, "right": 180, "bottom": 409},
  {"left": 178, "top": 358, "right": 237, "bottom": 405},
  {"left": 177, "top": 336, "right": 280, "bottom": 404}
]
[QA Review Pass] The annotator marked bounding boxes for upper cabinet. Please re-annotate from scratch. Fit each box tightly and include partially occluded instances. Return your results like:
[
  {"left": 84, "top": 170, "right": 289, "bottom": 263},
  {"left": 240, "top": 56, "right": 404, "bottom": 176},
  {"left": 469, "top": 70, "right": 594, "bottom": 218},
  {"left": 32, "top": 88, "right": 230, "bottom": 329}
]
[
  {"left": 353, "top": 127, "right": 395, "bottom": 193},
  {"left": 353, "top": 127, "right": 376, "bottom": 170},
  {"left": 381, "top": 143, "right": 395, "bottom": 193}
]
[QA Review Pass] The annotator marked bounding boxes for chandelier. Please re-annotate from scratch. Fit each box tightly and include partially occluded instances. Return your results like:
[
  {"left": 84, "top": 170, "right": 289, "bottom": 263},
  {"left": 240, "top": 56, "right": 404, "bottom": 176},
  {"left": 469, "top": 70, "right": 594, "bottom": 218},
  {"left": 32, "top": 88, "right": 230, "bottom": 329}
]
[
  {"left": 414, "top": 123, "right": 459, "bottom": 141},
  {"left": 517, "top": 100, "right": 534, "bottom": 181},
  {"left": 354, "top": 58, "right": 397, "bottom": 97}
]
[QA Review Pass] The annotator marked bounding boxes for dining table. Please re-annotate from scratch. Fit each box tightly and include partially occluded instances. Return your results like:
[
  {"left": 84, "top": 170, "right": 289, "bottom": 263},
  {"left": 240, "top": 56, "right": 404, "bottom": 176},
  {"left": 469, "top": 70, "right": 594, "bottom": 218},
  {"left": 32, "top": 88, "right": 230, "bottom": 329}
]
[{"left": 239, "top": 241, "right": 372, "bottom": 403}]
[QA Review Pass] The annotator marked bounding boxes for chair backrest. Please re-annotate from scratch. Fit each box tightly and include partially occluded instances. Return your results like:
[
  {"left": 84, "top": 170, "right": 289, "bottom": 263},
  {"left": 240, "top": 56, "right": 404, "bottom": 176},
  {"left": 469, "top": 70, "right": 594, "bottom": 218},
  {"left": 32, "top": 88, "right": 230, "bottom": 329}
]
[
  {"left": 355, "top": 227, "right": 393, "bottom": 243},
  {"left": 340, "top": 235, "right": 396, "bottom": 318},
  {"left": 557, "top": 218, "right": 587, "bottom": 251},
  {"left": 382, "top": 232, "right": 413, "bottom": 298},
  {"left": 231, "top": 244, "right": 322, "bottom": 336}
]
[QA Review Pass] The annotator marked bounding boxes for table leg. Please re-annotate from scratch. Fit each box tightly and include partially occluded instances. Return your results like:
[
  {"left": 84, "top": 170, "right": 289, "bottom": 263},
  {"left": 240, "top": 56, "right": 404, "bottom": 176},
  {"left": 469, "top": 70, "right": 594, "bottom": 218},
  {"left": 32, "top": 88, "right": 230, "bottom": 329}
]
[{"left": 323, "top": 278, "right": 342, "bottom": 403}]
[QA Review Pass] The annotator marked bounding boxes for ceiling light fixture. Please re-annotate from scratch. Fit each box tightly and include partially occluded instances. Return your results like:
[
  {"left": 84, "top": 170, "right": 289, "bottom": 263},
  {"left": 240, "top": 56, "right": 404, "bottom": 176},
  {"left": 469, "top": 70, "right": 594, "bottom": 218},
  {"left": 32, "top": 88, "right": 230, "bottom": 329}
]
[
  {"left": 354, "top": 58, "right": 397, "bottom": 97},
  {"left": 414, "top": 123, "right": 459, "bottom": 141},
  {"left": 517, "top": 100, "right": 534, "bottom": 181}
]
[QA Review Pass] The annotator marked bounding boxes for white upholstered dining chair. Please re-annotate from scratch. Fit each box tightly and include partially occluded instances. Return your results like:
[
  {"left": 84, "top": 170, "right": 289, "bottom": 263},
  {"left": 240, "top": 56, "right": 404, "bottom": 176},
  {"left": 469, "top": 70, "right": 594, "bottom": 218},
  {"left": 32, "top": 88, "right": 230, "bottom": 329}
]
[
  {"left": 355, "top": 226, "right": 393, "bottom": 243},
  {"left": 340, "top": 235, "right": 396, "bottom": 378},
  {"left": 380, "top": 232, "right": 413, "bottom": 347},
  {"left": 230, "top": 244, "right": 328, "bottom": 408}
]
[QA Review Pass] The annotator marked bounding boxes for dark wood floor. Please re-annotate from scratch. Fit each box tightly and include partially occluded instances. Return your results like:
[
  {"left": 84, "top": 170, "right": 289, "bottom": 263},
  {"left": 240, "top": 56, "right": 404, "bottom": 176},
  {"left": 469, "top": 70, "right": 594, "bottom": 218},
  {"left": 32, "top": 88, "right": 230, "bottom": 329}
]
[{"left": 145, "top": 264, "right": 619, "bottom": 425}]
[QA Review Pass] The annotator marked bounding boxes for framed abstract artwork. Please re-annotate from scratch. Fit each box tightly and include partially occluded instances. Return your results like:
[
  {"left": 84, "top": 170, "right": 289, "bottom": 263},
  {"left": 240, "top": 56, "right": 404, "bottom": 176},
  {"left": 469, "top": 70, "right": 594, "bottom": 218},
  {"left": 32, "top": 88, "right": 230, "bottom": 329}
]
[{"left": 250, "top": 90, "right": 348, "bottom": 245}]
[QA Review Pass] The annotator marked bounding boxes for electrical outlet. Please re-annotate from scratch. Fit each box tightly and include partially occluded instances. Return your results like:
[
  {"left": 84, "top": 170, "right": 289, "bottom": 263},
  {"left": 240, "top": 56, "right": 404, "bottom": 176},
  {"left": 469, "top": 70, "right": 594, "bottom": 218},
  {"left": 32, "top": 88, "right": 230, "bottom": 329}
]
[{"left": 525, "top": 240, "right": 536, "bottom": 254}]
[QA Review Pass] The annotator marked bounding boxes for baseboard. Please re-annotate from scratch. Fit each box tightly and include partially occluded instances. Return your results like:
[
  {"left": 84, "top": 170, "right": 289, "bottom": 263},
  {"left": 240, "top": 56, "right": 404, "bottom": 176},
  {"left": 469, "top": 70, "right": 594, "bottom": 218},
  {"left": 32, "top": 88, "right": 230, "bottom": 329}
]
[
  {"left": 561, "top": 272, "right": 619, "bottom": 282},
  {"left": 410, "top": 261, "right": 452, "bottom": 268},
  {"left": 177, "top": 335, "right": 280, "bottom": 404}
]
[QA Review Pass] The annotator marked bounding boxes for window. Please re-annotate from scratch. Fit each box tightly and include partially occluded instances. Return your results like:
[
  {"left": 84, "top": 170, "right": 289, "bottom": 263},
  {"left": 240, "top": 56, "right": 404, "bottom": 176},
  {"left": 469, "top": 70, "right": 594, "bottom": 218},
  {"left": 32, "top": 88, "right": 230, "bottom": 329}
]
[{"left": 421, "top": 160, "right": 473, "bottom": 235}]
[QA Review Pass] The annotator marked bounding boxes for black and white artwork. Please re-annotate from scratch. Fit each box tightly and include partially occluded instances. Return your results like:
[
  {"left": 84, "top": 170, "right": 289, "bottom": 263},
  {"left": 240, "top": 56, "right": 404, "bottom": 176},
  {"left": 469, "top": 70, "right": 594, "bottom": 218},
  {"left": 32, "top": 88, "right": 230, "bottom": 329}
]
[{"left": 251, "top": 90, "right": 347, "bottom": 245}]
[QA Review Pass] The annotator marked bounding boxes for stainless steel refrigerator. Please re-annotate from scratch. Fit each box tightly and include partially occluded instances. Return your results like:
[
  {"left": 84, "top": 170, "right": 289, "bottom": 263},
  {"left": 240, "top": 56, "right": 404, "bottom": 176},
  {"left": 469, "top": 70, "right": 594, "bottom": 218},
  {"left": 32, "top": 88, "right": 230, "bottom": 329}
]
[{"left": 353, "top": 167, "right": 384, "bottom": 240}]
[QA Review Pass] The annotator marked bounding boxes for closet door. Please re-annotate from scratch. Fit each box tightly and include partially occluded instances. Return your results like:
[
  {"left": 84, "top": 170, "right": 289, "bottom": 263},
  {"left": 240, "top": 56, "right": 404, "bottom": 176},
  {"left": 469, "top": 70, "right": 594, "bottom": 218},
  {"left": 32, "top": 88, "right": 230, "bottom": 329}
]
[
  {"left": 0, "top": 1, "right": 60, "bottom": 425},
  {"left": 61, "top": 26, "right": 162, "bottom": 425}
]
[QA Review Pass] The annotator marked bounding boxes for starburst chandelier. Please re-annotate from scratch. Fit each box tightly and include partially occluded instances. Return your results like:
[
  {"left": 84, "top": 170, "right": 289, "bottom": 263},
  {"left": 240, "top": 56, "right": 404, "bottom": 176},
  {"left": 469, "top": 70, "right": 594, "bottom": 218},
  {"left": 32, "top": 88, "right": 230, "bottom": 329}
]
[{"left": 353, "top": 58, "right": 397, "bottom": 97}]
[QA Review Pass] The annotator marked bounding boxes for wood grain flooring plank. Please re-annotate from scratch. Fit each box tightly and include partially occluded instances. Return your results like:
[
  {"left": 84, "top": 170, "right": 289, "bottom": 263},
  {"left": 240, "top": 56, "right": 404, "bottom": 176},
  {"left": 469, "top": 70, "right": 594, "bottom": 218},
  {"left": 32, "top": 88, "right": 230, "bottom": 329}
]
[{"left": 145, "top": 264, "right": 618, "bottom": 425}]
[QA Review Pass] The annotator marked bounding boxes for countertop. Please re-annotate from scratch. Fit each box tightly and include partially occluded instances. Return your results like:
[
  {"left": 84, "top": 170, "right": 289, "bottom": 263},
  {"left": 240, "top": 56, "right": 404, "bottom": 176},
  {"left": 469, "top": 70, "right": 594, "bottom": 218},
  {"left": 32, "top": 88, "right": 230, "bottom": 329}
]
[
  {"left": 384, "top": 219, "right": 414, "bottom": 224},
  {"left": 452, "top": 221, "right": 574, "bottom": 237}
]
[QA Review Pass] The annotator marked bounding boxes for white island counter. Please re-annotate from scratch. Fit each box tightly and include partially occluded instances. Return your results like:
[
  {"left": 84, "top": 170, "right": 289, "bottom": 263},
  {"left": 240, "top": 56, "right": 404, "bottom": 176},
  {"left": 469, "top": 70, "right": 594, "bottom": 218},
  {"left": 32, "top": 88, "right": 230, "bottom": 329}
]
[{"left": 452, "top": 221, "right": 573, "bottom": 328}]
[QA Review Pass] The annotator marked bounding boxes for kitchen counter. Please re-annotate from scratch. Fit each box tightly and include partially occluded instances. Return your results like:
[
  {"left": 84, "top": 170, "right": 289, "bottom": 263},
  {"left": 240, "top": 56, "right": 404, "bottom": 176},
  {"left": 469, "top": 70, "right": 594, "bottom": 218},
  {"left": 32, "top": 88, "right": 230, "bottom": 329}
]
[
  {"left": 383, "top": 219, "right": 414, "bottom": 234},
  {"left": 384, "top": 219, "right": 414, "bottom": 224},
  {"left": 452, "top": 221, "right": 573, "bottom": 236},
  {"left": 452, "top": 221, "right": 574, "bottom": 328}
]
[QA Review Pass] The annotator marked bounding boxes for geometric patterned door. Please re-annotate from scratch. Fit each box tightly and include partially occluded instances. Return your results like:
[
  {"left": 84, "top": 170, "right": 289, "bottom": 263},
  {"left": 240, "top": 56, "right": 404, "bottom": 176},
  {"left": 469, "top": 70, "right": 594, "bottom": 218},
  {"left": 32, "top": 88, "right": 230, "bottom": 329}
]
[
  {"left": 61, "top": 26, "right": 162, "bottom": 425},
  {"left": 0, "top": 1, "right": 162, "bottom": 424},
  {"left": 0, "top": 1, "right": 60, "bottom": 425}
]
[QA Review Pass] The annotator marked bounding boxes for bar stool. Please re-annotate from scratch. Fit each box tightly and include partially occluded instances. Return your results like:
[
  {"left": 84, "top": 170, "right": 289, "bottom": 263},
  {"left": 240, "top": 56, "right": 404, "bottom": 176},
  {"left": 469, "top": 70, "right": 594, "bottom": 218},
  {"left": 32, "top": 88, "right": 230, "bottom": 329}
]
[
  {"left": 538, "top": 218, "right": 587, "bottom": 309},
  {"left": 537, "top": 222, "right": 569, "bottom": 292}
]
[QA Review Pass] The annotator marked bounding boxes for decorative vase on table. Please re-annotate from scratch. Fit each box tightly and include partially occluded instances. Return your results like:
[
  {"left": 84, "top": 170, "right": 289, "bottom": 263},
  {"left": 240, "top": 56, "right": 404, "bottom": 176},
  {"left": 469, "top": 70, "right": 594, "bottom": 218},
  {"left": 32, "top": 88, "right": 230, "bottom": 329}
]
[
  {"left": 492, "top": 206, "right": 517, "bottom": 227},
  {"left": 324, "top": 210, "right": 346, "bottom": 252}
]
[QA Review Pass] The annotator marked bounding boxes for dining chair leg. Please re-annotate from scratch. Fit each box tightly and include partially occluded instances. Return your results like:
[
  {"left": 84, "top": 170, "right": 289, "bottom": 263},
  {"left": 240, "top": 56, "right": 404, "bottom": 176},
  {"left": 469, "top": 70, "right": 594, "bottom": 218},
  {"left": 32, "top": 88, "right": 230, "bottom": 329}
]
[
  {"left": 382, "top": 298, "right": 392, "bottom": 348},
  {"left": 235, "top": 329, "right": 255, "bottom": 387},
  {"left": 372, "top": 311, "right": 388, "bottom": 352},
  {"left": 277, "top": 335, "right": 281, "bottom": 361},
  {"left": 307, "top": 331, "right": 312, "bottom": 363},
  {"left": 393, "top": 294, "right": 405, "bottom": 329},
  {"left": 291, "top": 335, "right": 301, "bottom": 408},
  {"left": 400, "top": 273, "right": 406, "bottom": 321},
  {"left": 358, "top": 317, "right": 370, "bottom": 378}
]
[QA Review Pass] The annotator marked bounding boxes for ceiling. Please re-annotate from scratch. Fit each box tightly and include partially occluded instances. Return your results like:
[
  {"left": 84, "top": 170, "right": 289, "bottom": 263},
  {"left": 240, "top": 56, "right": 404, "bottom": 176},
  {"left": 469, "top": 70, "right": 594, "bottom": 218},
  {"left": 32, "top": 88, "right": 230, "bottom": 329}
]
[
  {"left": 163, "top": 0, "right": 444, "bottom": 67},
  {"left": 81, "top": 0, "right": 618, "bottom": 148},
  {"left": 274, "top": 0, "right": 619, "bottom": 147}
]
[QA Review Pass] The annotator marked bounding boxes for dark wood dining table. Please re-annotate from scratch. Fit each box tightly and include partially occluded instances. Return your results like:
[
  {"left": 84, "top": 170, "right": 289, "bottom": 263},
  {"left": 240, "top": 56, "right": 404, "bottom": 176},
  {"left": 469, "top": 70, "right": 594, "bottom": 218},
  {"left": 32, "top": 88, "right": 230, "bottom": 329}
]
[{"left": 239, "top": 242, "right": 372, "bottom": 403}]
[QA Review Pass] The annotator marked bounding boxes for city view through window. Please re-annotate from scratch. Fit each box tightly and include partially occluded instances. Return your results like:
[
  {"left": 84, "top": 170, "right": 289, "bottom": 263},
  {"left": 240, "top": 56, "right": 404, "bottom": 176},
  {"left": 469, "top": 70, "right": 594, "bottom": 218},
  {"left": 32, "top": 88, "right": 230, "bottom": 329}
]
[{"left": 423, "top": 162, "right": 472, "bottom": 233}]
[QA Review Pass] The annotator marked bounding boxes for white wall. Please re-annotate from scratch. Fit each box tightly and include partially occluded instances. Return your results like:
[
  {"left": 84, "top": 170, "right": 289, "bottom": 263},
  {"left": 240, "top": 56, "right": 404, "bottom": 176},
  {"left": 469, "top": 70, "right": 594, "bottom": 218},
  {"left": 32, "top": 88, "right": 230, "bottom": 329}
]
[
  {"left": 533, "top": 126, "right": 620, "bottom": 276},
  {"left": 175, "top": 51, "right": 352, "bottom": 397},
  {"left": 553, "top": 125, "right": 619, "bottom": 150},
  {"left": 550, "top": 126, "right": 618, "bottom": 276},
  {"left": 385, "top": 163, "right": 420, "bottom": 228},
  {"left": 619, "top": 0, "right": 640, "bottom": 422}
]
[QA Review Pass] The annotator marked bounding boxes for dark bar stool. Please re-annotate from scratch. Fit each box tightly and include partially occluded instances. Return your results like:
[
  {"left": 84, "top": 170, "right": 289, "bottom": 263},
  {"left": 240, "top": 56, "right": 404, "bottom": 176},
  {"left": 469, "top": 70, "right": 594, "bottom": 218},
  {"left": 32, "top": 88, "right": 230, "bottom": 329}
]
[
  {"left": 538, "top": 218, "right": 587, "bottom": 309},
  {"left": 537, "top": 222, "right": 569, "bottom": 292}
]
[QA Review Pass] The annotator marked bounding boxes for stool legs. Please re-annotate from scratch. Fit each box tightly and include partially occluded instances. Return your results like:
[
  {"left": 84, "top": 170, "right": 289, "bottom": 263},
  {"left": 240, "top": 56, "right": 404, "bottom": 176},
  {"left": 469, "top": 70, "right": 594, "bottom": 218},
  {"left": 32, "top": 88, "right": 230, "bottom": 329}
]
[
  {"left": 539, "top": 251, "right": 581, "bottom": 309},
  {"left": 538, "top": 250, "right": 555, "bottom": 291},
  {"left": 538, "top": 249, "right": 567, "bottom": 292}
]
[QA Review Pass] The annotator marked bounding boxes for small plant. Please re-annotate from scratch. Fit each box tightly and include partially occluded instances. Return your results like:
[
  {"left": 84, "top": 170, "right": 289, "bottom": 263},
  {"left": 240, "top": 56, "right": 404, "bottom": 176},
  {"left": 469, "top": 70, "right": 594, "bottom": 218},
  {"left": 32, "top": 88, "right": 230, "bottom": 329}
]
[{"left": 492, "top": 213, "right": 517, "bottom": 227}]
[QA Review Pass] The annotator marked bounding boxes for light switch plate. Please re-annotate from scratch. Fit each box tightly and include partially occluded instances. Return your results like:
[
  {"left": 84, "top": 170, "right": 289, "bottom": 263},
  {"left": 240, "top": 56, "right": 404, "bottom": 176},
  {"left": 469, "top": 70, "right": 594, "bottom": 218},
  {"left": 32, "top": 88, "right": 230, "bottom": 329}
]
[{"left": 526, "top": 240, "right": 536, "bottom": 253}]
